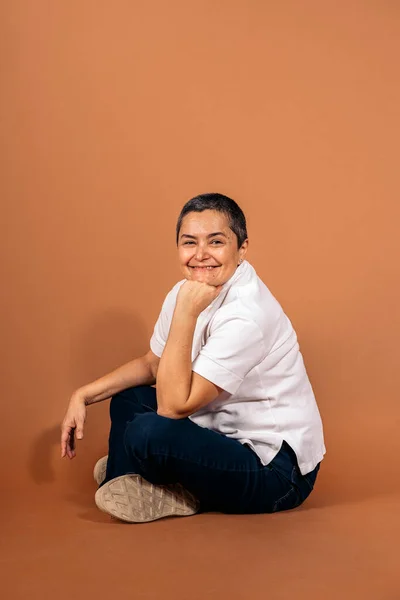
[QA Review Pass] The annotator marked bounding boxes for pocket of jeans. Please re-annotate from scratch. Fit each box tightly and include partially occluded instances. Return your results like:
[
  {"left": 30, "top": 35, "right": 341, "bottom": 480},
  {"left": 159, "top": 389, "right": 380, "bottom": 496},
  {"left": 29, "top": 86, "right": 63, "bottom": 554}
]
[
  {"left": 302, "top": 463, "right": 320, "bottom": 493},
  {"left": 271, "top": 466, "right": 303, "bottom": 513}
]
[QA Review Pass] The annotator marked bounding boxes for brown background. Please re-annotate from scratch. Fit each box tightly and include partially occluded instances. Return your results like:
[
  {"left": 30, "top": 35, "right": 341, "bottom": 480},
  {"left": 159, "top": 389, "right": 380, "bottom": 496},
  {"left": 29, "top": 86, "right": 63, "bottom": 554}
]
[{"left": 1, "top": 1, "right": 399, "bottom": 598}]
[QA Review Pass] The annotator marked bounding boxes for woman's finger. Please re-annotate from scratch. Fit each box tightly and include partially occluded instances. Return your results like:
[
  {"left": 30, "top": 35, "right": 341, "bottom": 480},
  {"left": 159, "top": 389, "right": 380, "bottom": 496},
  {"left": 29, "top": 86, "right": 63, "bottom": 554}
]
[
  {"left": 67, "top": 443, "right": 75, "bottom": 459},
  {"left": 69, "top": 430, "right": 75, "bottom": 456},
  {"left": 75, "top": 420, "right": 84, "bottom": 440},
  {"left": 61, "top": 425, "right": 72, "bottom": 458}
]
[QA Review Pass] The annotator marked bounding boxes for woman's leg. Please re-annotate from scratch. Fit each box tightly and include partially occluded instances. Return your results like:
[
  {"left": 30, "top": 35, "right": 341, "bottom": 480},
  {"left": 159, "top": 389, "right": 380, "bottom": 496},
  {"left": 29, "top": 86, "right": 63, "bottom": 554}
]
[
  {"left": 103, "top": 385, "right": 158, "bottom": 484},
  {"left": 113, "top": 410, "right": 318, "bottom": 514}
]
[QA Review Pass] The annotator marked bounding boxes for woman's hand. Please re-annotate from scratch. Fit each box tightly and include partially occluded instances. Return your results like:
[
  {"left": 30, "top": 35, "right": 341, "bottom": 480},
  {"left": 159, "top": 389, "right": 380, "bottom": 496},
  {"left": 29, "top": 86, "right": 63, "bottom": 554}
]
[
  {"left": 61, "top": 391, "right": 87, "bottom": 459},
  {"left": 176, "top": 279, "right": 223, "bottom": 319}
]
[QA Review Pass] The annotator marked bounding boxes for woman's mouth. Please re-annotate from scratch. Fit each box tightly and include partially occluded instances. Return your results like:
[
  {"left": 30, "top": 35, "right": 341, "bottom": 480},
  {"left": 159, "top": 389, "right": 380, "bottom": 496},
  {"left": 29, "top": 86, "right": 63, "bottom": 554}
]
[{"left": 189, "top": 266, "right": 219, "bottom": 271}]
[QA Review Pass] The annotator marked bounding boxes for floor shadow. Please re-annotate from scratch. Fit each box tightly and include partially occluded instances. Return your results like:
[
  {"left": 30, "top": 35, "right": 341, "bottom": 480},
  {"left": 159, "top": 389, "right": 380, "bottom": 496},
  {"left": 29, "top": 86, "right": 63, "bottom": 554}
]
[
  {"left": 77, "top": 508, "right": 128, "bottom": 524},
  {"left": 28, "top": 425, "right": 61, "bottom": 484}
]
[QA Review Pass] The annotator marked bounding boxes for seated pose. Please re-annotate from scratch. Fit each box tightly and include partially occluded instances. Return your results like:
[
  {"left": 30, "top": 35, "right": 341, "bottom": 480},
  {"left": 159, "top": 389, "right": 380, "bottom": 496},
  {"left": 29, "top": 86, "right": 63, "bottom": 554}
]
[{"left": 61, "top": 193, "right": 326, "bottom": 523}]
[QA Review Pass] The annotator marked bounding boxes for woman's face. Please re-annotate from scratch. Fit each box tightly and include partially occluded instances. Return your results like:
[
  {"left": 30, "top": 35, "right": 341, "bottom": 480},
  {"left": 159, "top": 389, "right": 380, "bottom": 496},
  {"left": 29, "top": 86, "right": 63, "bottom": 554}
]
[{"left": 177, "top": 210, "right": 248, "bottom": 286}]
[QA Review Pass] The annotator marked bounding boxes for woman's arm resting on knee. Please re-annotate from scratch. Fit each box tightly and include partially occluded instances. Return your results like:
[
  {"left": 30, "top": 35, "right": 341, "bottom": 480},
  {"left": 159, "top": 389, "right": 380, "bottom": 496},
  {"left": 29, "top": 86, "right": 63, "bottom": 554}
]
[
  {"left": 79, "top": 350, "right": 159, "bottom": 406},
  {"left": 60, "top": 350, "right": 160, "bottom": 459}
]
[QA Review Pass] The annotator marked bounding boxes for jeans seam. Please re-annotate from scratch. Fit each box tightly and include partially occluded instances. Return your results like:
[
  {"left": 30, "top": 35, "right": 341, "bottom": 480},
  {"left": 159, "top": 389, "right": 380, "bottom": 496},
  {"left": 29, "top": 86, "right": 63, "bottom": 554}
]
[
  {"left": 272, "top": 486, "right": 298, "bottom": 512},
  {"left": 275, "top": 486, "right": 295, "bottom": 505},
  {"left": 140, "top": 450, "right": 266, "bottom": 474}
]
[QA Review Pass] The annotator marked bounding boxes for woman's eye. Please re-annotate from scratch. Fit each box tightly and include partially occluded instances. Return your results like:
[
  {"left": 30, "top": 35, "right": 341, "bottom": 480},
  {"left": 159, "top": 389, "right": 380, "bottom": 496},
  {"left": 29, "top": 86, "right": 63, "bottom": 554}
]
[{"left": 182, "top": 240, "right": 222, "bottom": 246}]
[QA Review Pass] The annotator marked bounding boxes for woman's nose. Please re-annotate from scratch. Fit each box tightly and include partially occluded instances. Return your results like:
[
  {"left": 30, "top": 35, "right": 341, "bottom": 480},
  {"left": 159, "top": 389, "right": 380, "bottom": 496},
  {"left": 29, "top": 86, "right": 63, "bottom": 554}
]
[{"left": 194, "top": 245, "right": 209, "bottom": 260}]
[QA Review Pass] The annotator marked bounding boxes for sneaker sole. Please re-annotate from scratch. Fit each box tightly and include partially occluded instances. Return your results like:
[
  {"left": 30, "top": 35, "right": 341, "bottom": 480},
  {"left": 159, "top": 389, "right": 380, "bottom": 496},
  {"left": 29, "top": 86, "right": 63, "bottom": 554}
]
[
  {"left": 93, "top": 456, "right": 108, "bottom": 486},
  {"left": 94, "top": 474, "right": 200, "bottom": 523}
]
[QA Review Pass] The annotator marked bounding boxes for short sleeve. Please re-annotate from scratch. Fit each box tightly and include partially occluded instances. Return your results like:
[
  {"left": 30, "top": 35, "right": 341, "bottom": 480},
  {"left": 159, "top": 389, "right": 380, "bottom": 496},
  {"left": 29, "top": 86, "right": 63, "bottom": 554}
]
[
  {"left": 150, "top": 281, "right": 184, "bottom": 357},
  {"left": 192, "top": 315, "right": 266, "bottom": 394},
  {"left": 149, "top": 300, "right": 169, "bottom": 357}
]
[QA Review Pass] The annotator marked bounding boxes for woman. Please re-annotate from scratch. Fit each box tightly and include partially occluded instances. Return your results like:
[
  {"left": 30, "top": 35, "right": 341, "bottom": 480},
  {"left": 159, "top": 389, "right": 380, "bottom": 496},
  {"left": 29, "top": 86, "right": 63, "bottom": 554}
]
[{"left": 61, "top": 193, "right": 326, "bottom": 523}]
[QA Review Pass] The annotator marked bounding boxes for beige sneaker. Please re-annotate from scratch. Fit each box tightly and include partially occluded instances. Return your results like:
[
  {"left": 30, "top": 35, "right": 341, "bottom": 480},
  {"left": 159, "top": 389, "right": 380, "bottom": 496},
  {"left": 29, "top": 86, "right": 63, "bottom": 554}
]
[
  {"left": 94, "top": 474, "right": 200, "bottom": 523},
  {"left": 93, "top": 455, "right": 108, "bottom": 486}
]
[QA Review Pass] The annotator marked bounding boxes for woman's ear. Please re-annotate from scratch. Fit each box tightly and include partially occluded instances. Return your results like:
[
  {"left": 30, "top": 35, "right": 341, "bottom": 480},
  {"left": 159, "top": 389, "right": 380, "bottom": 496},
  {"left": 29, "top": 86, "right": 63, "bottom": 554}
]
[{"left": 239, "top": 239, "right": 249, "bottom": 263}]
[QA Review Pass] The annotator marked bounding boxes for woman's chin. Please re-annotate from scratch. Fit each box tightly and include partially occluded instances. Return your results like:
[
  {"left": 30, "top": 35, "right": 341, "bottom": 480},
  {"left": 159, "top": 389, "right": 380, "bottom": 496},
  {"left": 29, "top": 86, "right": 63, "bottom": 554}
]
[{"left": 186, "top": 268, "right": 220, "bottom": 284}]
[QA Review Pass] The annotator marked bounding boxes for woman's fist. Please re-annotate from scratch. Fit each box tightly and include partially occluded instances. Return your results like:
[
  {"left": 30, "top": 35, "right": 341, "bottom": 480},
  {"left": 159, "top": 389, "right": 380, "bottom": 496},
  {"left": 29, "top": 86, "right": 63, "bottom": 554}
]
[{"left": 176, "top": 279, "right": 223, "bottom": 318}]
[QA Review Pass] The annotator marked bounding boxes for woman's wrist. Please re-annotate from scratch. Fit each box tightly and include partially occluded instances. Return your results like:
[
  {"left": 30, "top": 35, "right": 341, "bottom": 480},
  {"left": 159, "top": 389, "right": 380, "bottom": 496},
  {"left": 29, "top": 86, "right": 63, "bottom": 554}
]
[
  {"left": 71, "top": 388, "right": 90, "bottom": 406},
  {"left": 174, "top": 300, "right": 199, "bottom": 322}
]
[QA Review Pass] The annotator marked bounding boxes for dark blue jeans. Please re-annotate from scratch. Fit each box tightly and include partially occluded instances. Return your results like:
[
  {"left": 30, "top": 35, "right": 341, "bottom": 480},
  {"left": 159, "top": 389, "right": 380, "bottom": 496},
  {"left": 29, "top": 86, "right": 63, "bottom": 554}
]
[{"left": 103, "top": 385, "right": 320, "bottom": 514}]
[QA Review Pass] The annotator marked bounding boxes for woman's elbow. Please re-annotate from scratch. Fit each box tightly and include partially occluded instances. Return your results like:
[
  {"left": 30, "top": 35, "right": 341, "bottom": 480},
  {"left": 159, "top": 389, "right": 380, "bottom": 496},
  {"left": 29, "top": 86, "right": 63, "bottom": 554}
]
[{"left": 156, "top": 406, "right": 189, "bottom": 419}]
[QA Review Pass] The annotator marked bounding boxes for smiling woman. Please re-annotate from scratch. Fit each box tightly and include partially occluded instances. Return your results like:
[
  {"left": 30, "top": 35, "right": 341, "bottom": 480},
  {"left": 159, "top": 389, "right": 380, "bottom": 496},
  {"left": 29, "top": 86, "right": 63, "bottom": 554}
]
[{"left": 61, "top": 192, "right": 326, "bottom": 523}]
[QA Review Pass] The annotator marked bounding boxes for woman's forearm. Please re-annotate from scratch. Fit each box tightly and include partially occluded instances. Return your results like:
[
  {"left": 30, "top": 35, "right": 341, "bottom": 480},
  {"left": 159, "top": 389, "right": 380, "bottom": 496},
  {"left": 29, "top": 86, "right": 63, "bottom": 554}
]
[
  {"left": 79, "top": 354, "right": 156, "bottom": 406},
  {"left": 156, "top": 307, "right": 196, "bottom": 416}
]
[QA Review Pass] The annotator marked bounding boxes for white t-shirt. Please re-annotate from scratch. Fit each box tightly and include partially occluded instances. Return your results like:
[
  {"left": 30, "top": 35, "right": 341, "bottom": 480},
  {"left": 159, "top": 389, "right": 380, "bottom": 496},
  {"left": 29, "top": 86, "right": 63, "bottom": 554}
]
[{"left": 150, "top": 260, "right": 326, "bottom": 475}]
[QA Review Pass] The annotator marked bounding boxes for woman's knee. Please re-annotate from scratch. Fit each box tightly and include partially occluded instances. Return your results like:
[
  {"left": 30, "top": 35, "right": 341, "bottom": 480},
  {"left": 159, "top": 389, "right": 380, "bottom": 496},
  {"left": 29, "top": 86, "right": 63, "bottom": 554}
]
[
  {"left": 124, "top": 412, "right": 179, "bottom": 451},
  {"left": 109, "top": 385, "right": 155, "bottom": 421}
]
